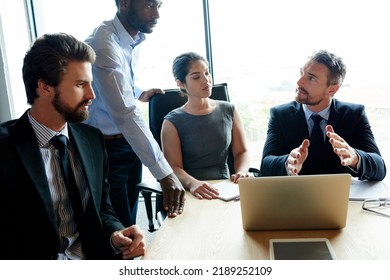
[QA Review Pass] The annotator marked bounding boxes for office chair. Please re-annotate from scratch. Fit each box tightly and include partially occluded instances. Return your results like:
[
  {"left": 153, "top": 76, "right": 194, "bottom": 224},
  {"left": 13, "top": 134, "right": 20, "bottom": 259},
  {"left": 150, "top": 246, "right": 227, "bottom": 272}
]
[{"left": 137, "top": 83, "right": 259, "bottom": 232}]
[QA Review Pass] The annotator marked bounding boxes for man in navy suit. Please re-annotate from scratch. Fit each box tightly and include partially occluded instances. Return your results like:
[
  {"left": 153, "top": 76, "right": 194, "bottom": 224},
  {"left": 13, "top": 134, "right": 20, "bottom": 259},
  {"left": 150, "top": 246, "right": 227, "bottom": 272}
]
[
  {"left": 0, "top": 33, "right": 145, "bottom": 259},
  {"left": 261, "top": 50, "right": 386, "bottom": 181}
]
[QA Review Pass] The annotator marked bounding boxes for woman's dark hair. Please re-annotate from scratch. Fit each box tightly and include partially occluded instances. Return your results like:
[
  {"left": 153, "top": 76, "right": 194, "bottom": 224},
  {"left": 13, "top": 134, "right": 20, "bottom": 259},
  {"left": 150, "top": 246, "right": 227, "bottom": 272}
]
[
  {"left": 22, "top": 32, "right": 95, "bottom": 105},
  {"left": 172, "top": 52, "right": 208, "bottom": 83}
]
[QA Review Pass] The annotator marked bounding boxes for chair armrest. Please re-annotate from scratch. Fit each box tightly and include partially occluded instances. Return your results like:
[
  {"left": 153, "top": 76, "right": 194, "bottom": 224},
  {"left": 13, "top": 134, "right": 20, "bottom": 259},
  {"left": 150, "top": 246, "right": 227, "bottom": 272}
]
[
  {"left": 249, "top": 167, "right": 261, "bottom": 177},
  {"left": 137, "top": 179, "right": 163, "bottom": 195}
]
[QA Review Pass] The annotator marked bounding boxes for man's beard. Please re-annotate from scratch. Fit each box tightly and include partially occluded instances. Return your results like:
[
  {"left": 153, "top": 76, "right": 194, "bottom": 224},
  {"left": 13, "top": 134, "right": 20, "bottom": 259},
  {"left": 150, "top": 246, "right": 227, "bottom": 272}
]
[
  {"left": 126, "top": 10, "right": 156, "bottom": 34},
  {"left": 295, "top": 87, "right": 322, "bottom": 106},
  {"left": 53, "top": 89, "right": 90, "bottom": 123}
]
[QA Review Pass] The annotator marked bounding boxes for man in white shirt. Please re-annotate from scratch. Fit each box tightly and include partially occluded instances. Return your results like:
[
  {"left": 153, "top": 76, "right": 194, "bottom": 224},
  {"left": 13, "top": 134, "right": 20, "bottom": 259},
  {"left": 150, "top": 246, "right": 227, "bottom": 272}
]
[{"left": 85, "top": 0, "right": 185, "bottom": 226}]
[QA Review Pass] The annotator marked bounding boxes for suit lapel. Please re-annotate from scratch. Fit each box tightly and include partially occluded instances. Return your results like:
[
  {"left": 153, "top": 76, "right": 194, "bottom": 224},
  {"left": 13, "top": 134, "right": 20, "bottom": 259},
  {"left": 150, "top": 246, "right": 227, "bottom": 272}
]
[
  {"left": 328, "top": 99, "right": 341, "bottom": 130},
  {"left": 292, "top": 102, "right": 311, "bottom": 139},
  {"left": 11, "top": 113, "right": 57, "bottom": 227},
  {"left": 68, "top": 125, "right": 99, "bottom": 210}
]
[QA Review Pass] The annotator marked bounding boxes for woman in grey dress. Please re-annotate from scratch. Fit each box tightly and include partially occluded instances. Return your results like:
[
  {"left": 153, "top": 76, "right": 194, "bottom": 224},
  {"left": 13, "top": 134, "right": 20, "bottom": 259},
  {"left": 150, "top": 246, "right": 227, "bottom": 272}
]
[{"left": 161, "top": 52, "right": 250, "bottom": 200}]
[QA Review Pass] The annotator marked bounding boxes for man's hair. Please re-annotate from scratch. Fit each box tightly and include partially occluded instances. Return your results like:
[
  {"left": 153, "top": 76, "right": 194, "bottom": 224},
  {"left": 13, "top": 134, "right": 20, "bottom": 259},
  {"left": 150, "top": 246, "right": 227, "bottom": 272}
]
[
  {"left": 308, "top": 50, "right": 347, "bottom": 86},
  {"left": 22, "top": 32, "right": 95, "bottom": 105}
]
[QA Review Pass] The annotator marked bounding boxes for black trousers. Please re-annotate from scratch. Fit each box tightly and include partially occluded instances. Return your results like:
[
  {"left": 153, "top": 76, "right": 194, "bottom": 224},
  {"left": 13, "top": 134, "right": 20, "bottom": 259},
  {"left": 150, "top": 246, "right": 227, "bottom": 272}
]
[{"left": 104, "top": 137, "right": 142, "bottom": 227}]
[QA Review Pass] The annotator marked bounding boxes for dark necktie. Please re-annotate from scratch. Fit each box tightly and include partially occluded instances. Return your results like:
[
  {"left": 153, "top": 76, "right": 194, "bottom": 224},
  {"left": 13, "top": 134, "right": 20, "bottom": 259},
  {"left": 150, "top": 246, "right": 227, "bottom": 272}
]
[
  {"left": 51, "top": 135, "right": 85, "bottom": 233},
  {"left": 310, "top": 114, "right": 325, "bottom": 164}
]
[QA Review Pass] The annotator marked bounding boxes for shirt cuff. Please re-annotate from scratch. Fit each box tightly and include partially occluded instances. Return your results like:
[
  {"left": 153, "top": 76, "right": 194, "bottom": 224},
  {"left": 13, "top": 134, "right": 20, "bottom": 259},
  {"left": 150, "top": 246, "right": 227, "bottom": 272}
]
[
  {"left": 347, "top": 149, "right": 361, "bottom": 174},
  {"left": 148, "top": 156, "right": 174, "bottom": 180}
]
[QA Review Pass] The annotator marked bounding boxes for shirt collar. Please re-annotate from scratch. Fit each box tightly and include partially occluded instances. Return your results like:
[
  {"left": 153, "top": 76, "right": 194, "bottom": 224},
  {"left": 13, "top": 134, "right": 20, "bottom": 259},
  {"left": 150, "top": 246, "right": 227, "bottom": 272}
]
[
  {"left": 113, "top": 14, "right": 146, "bottom": 48},
  {"left": 302, "top": 103, "right": 331, "bottom": 122},
  {"left": 27, "top": 110, "right": 69, "bottom": 148}
]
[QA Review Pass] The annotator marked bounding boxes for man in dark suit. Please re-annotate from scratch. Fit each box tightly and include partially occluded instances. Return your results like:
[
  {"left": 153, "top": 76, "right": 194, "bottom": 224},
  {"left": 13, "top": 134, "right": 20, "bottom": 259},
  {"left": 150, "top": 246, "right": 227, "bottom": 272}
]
[
  {"left": 0, "top": 33, "right": 145, "bottom": 259},
  {"left": 261, "top": 50, "right": 386, "bottom": 181}
]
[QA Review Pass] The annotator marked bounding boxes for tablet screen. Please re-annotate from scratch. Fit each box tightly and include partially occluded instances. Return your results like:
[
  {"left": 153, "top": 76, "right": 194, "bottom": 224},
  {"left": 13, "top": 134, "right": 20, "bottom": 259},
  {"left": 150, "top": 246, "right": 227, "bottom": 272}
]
[{"left": 269, "top": 238, "right": 336, "bottom": 260}]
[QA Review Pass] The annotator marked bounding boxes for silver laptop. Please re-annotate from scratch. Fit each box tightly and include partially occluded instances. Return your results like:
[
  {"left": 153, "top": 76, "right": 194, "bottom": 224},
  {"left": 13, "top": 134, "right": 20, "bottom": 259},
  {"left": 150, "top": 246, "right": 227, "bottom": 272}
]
[{"left": 238, "top": 174, "right": 351, "bottom": 231}]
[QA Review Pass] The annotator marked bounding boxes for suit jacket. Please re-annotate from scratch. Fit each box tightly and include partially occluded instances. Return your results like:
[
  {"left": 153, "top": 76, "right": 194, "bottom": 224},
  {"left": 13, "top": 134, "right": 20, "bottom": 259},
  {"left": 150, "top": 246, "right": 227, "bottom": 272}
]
[
  {"left": 0, "top": 111, "right": 124, "bottom": 259},
  {"left": 260, "top": 99, "right": 386, "bottom": 181}
]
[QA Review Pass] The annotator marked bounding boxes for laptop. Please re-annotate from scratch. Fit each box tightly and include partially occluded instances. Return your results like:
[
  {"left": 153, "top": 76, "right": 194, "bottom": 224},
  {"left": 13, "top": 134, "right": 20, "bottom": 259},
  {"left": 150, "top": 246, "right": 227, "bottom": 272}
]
[{"left": 238, "top": 174, "right": 351, "bottom": 231}]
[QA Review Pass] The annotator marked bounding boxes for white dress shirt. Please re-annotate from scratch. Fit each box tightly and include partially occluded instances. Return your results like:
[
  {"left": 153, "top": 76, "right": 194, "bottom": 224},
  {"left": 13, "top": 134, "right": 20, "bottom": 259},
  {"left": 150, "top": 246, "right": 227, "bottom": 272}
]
[{"left": 85, "top": 14, "right": 172, "bottom": 180}]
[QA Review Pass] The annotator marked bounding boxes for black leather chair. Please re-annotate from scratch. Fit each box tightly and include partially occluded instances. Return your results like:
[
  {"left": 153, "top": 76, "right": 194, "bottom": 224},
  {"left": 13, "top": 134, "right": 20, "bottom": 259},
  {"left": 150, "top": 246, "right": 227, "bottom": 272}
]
[{"left": 137, "top": 83, "right": 259, "bottom": 232}]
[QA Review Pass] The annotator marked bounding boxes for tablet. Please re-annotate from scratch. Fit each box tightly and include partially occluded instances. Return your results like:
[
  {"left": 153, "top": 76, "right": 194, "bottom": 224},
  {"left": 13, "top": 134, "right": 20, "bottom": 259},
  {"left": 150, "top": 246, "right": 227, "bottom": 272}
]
[{"left": 269, "top": 238, "right": 336, "bottom": 260}]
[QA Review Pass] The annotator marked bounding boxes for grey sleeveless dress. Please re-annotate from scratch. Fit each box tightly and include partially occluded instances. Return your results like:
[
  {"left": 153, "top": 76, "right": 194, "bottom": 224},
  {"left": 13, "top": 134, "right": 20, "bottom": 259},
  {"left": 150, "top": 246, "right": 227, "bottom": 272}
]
[{"left": 164, "top": 100, "right": 234, "bottom": 180}]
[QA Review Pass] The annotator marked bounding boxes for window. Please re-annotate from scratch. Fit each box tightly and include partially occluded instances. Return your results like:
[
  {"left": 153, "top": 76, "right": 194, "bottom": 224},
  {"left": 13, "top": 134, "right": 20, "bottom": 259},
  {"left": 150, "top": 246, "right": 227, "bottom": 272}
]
[
  {"left": 208, "top": 0, "right": 390, "bottom": 166},
  {"left": 0, "top": 0, "right": 31, "bottom": 119},
  {"left": 31, "top": 0, "right": 116, "bottom": 40},
  {"left": 31, "top": 0, "right": 205, "bottom": 90}
]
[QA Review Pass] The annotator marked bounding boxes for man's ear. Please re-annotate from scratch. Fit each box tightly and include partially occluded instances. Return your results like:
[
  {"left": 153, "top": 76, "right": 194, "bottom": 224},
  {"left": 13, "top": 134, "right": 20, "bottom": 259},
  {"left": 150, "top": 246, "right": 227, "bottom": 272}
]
[
  {"left": 37, "top": 79, "right": 53, "bottom": 97},
  {"left": 328, "top": 84, "right": 339, "bottom": 96},
  {"left": 120, "top": 0, "right": 128, "bottom": 9}
]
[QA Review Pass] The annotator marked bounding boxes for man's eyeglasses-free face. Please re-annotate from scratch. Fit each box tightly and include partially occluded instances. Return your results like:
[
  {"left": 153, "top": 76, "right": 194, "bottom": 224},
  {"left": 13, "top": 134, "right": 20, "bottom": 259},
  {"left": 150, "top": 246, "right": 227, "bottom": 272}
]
[{"left": 362, "top": 198, "right": 390, "bottom": 218}]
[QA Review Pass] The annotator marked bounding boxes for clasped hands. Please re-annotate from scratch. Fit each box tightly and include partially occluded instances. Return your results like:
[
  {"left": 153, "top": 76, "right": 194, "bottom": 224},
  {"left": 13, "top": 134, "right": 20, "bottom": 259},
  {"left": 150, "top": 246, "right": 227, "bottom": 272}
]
[
  {"left": 111, "top": 225, "right": 145, "bottom": 259},
  {"left": 286, "top": 125, "right": 359, "bottom": 176}
]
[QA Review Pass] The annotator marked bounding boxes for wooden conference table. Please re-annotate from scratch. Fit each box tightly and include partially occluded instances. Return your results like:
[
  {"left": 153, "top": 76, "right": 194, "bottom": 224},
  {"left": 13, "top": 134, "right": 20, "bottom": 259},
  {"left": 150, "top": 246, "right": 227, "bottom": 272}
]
[{"left": 142, "top": 180, "right": 390, "bottom": 260}]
